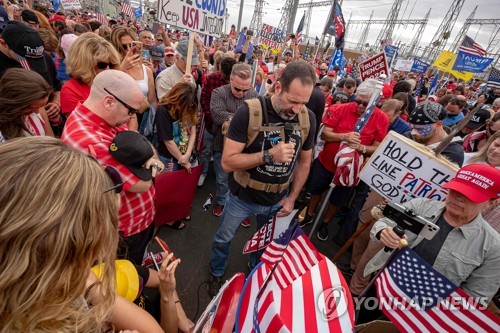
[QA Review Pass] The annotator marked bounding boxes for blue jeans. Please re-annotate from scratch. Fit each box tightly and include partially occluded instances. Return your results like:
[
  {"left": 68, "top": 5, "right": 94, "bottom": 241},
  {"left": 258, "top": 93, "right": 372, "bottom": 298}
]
[
  {"left": 213, "top": 151, "right": 228, "bottom": 206},
  {"left": 209, "top": 192, "right": 281, "bottom": 277},
  {"left": 199, "top": 130, "right": 214, "bottom": 175},
  {"left": 159, "top": 155, "right": 180, "bottom": 171}
]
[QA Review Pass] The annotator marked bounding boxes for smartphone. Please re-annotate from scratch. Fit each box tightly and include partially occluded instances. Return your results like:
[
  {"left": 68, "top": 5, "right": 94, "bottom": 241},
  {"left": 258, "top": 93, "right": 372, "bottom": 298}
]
[
  {"left": 152, "top": 22, "right": 159, "bottom": 35},
  {"left": 131, "top": 41, "right": 143, "bottom": 55},
  {"left": 155, "top": 236, "right": 178, "bottom": 262},
  {"left": 141, "top": 49, "right": 150, "bottom": 62}
]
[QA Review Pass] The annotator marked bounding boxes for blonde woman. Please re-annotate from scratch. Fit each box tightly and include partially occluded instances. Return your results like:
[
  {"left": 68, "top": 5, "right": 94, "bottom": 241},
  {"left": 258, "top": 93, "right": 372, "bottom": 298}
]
[
  {"left": 61, "top": 33, "right": 121, "bottom": 115},
  {"left": 0, "top": 137, "right": 119, "bottom": 332}
]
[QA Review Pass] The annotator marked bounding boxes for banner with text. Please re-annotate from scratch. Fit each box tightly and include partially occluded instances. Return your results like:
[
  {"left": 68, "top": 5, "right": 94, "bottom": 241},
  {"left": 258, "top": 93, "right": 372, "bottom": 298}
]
[
  {"left": 359, "top": 132, "right": 458, "bottom": 204},
  {"left": 158, "top": 0, "right": 225, "bottom": 37},
  {"left": 452, "top": 50, "right": 494, "bottom": 73},
  {"left": 393, "top": 58, "right": 414, "bottom": 72},
  {"left": 358, "top": 52, "right": 388, "bottom": 81},
  {"left": 411, "top": 58, "right": 431, "bottom": 74},
  {"left": 259, "top": 23, "right": 284, "bottom": 50},
  {"left": 384, "top": 45, "right": 398, "bottom": 60},
  {"left": 433, "top": 50, "right": 474, "bottom": 82},
  {"left": 61, "top": 0, "right": 82, "bottom": 10}
]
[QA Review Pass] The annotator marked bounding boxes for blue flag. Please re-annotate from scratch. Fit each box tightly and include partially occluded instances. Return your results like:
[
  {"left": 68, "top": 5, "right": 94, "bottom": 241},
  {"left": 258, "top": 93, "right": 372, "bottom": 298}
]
[
  {"left": 452, "top": 50, "right": 494, "bottom": 73},
  {"left": 52, "top": 0, "right": 60, "bottom": 12},
  {"left": 428, "top": 74, "right": 439, "bottom": 95},
  {"left": 411, "top": 58, "right": 431, "bottom": 74},
  {"left": 329, "top": 48, "right": 344, "bottom": 71},
  {"left": 235, "top": 30, "right": 247, "bottom": 53},
  {"left": 134, "top": 7, "right": 142, "bottom": 19},
  {"left": 413, "top": 75, "right": 423, "bottom": 98},
  {"left": 384, "top": 45, "right": 398, "bottom": 61}
]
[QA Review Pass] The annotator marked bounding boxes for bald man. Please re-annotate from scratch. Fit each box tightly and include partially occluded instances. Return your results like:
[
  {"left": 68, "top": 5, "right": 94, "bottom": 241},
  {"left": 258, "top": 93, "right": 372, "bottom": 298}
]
[{"left": 62, "top": 70, "right": 164, "bottom": 264}]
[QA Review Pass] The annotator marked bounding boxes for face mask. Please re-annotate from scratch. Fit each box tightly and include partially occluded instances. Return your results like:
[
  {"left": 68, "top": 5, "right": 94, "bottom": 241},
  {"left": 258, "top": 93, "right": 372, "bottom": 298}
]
[{"left": 410, "top": 124, "right": 433, "bottom": 137}]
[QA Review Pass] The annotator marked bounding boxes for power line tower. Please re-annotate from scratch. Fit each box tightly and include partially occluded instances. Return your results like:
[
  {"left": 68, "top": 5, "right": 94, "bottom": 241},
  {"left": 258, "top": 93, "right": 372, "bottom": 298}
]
[
  {"left": 304, "top": 0, "right": 314, "bottom": 37},
  {"left": 375, "top": 0, "right": 403, "bottom": 48},
  {"left": 357, "top": 10, "right": 374, "bottom": 50},
  {"left": 249, "top": 0, "right": 265, "bottom": 36},
  {"left": 449, "top": 5, "right": 477, "bottom": 53},
  {"left": 405, "top": 8, "right": 431, "bottom": 57},
  {"left": 278, "top": 0, "right": 300, "bottom": 34},
  {"left": 426, "top": 0, "right": 465, "bottom": 62}
]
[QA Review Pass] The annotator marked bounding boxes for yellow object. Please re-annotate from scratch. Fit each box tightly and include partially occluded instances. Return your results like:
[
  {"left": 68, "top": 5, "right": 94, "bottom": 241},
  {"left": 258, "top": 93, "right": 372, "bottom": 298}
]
[
  {"left": 432, "top": 50, "right": 474, "bottom": 81},
  {"left": 91, "top": 259, "right": 140, "bottom": 302}
]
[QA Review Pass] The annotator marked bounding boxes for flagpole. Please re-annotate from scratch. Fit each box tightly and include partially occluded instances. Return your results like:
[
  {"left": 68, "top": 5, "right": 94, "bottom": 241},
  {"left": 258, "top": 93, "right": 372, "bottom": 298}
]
[
  {"left": 313, "top": 35, "right": 324, "bottom": 63},
  {"left": 357, "top": 248, "right": 401, "bottom": 299}
]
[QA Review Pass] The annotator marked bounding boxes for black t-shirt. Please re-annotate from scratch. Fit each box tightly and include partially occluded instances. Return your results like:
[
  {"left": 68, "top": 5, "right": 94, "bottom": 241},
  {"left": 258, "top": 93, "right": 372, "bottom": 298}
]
[
  {"left": 156, "top": 105, "right": 191, "bottom": 160},
  {"left": 226, "top": 96, "right": 317, "bottom": 206},
  {"left": 412, "top": 213, "right": 455, "bottom": 266},
  {"left": 305, "top": 86, "right": 324, "bottom": 138}
]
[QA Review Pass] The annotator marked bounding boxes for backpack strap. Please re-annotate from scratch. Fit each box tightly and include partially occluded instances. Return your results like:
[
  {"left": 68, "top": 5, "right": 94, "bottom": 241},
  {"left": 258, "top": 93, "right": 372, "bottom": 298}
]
[
  {"left": 295, "top": 106, "right": 310, "bottom": 144},
  {"left": 244, "top": 98, "right": 263, "bottom": 148}
]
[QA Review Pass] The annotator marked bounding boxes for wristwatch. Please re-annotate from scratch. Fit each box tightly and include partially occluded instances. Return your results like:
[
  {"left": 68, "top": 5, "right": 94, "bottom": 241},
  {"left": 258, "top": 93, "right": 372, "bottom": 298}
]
[{"left": 263, "top": 150, "right": 273, "bottom": 164}]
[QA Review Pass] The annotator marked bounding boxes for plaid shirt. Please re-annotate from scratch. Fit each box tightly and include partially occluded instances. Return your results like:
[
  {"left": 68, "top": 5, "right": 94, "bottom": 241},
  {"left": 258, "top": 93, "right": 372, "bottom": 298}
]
[
  {"left": 62, "top": 104, "right": 155, "bottom": 237},
  {"left": 200, "top": 72, "right": 228, "bottom": 134}
]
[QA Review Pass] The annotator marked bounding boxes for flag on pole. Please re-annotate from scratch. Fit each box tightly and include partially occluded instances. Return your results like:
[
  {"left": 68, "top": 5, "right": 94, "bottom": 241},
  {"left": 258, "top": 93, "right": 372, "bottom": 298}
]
[
  {"left": 95, "top": 6, "right": 108, "bottom": 26},
  {"left": 413, "top": 75, "right": 423, "bottom": 99},
  {"left": 324, "top": 0, "right": 345, "bottom": 49},
  {"left": 236, "top": 223, "right": 355, "bottom": 332},
  {"left": 428, "top": 74, "right": 439, "bottom": 95},
  {"left": 120, "top": 0, "right": 134, "bottom": 18},
  {"left": 302, "top": 41, "right": 311, "bottom": 60},
  {"left": 295, "top": 12, "right": 305, "bottom": 44},
  {"left": 375, "top": 247, "right": 500, "bottom": 333},
  {"left": 459, "top": 35, "right": 487, "bottom": 56},
  {"left": 487, "top": 67, "right": 500, "bottom": 89}
]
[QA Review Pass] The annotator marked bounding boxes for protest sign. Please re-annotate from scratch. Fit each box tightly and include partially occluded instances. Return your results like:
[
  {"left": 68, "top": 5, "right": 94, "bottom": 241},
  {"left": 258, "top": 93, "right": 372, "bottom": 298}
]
[
  {"left": 60, "top": 0, "right": 82, "bottom": 10},
  {"left": 158, "top": 0, "right": 225, "bottom": 37},
  {"left": 358, "top": 52, "right": 388, "bottom": 81},
  {"left": 384, "top": 45, "right": 398, "bottom": 60},
  {"left": 411, "top": 58, "right": 431, "bottom": 74},
  {"left": 259, "top": 23, "right": 284, "bottom": 50},
  {"left": 359, "top": 131, "right": 459, "bottom": 204},
  {"left": 452, "top": 50, "right": 494, "bottom": 73},
  {"left": 393, "top": 58, "right": 414, "bottom": 72}
]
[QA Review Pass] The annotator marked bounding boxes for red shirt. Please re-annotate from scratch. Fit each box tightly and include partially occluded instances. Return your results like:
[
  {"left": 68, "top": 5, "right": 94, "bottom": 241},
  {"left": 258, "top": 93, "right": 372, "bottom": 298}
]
[
  {"left": 318, "top": 102, "right": 389, "bottom": 173},
  {"left": 62, "top": 104, "right": 155, "bottom": 237},
  {"left": 60, "top": 78, "right": 91, "bottom": 116}
]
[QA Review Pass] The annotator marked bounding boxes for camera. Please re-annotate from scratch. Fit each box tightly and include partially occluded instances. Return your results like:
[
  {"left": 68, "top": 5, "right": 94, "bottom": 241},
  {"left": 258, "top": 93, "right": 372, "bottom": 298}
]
[{"left": 382, "top": 202, "right": 440, "bottom": 240}]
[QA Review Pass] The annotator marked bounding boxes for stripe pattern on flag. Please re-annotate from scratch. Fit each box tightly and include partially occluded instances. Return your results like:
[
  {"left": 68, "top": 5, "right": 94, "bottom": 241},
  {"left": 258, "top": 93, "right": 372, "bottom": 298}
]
[
  {"left": 295, "top": 12, "right": 305, "bottom": 44},
  {"left": 459, "top": 35, "right": 487, "bottom": 56},
  {"left": 375, "top": 247, "right": 500, "bottom": 333},
  {"left": 487, "top": 67, "right": 500, "bottom": 89},
  {"left": 120, "top": 0, "right": 134, "bottom": 18}
]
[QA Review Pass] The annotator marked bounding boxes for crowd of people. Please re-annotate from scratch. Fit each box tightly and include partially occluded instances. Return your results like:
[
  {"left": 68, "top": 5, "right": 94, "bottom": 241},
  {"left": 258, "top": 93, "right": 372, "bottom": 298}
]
[{"left": 0, "top": 1, "right": 500, "bottom": 331}]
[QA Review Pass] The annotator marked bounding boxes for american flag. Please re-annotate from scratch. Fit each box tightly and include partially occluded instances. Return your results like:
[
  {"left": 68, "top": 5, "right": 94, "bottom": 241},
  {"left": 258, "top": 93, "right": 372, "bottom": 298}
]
[
  {"left": 413, "top": 75, "right": 423, "bottom": 99},
  {"left": 236, "top": 223, "right": 355, "bottom": 332},
  {"left": 375, "top": 247, "right": 500, "bottom": 333},
  {"left": 487, "top": 67, "right": 500, "bottom": 89},
  {"left": 295, "top": 12, "right": 305, "bottom": 44},
  {"left": 95, "top": 6, "right": 108, "bottom": 26},
  {"left": 120, "top": 0, "right": 134, "bottom": 18},
  {"left": 459, "top": 35, "right": 487, "bottom": 56}
]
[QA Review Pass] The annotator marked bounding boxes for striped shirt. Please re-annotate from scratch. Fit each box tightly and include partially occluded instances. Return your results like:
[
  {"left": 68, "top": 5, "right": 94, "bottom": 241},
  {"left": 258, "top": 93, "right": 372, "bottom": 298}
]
[
  {"left": 62, "top": 104, "right": 155, "bottom": 237},
  {"left": 210, "top": 84, "right": 257, "bottom": 152}
]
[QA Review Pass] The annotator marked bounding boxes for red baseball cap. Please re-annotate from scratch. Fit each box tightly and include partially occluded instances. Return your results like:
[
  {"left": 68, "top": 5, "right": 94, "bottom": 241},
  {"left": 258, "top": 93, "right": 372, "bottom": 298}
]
[
  {"left": 442, "top": 164, "right": 500, "bottom": 203},
  {"left": 382, "top": 84, "right": 393, "bottom": 99}
]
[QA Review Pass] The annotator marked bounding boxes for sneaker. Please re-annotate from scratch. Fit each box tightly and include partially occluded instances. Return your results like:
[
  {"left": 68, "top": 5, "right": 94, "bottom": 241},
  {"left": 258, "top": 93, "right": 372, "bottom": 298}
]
[
  {"left": 212, "top": 204, "right": 224, "bottom": 217},
  {"left": 208, "top": 274, "right": 223, "bottom": 298},
  {"left": 142, "top": 251, "right": 167, "bottom": 267},
  {"left": 317, "top": 223, "right": 329, "bottom": 241},
  {"left": 197, "top": 173, "right": 207, "bottom": 187},
  {"left": 299, "top": 214, "right": 314, "bottom": 227},
  {"left": 241, "top": 218, "right": 251, "bottom": 228}
]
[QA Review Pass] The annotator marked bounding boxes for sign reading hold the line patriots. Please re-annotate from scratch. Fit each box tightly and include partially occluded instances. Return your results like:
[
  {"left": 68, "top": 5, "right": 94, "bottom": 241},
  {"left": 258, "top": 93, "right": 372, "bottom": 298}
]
[{"left": 452, "top": 50, "right": 494, "bottom": 73}]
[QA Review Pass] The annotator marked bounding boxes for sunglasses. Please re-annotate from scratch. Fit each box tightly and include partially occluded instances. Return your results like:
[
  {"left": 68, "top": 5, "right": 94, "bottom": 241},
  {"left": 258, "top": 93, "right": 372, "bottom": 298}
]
[
  {"left": 355, "top": 99, "right": 369, "bottom": 107},
  {"left": 320, "top": 68, "right": 327, "bottom": 72},
  {"left": 345, "top": 85, "right": 354, "bottom": 89},
  {"left": 103, "top": 165, "right": 125, "bottom": 194},
  {"left": 104, "top": 88, "right": 138, "bottom": 115},
  {"left": 335, "top": 95, "right": 348, "bottom": 102},
  {"left": 97, "top": 61, "right": 113, "bottom": 70},
  {"left": 232, "top": 85, "right": 250, "bottom": 93},
  {"left": 121, "top": 43, "right": 131, "bottom": 50}
]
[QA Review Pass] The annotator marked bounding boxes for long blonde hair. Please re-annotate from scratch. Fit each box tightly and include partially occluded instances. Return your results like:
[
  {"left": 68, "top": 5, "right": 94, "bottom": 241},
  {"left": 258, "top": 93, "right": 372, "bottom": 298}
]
[
  {"left": 468, "top": 131, "right": 500, "bottom": 166},
  {"left": 0, "top": 137, "right": 119, "bottom": 333}
]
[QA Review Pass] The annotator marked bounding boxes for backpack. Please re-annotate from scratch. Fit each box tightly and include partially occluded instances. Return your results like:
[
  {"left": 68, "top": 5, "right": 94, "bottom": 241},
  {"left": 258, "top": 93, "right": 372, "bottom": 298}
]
[{"left": 222, "top": 96, "right": 310, "bottom": 147}]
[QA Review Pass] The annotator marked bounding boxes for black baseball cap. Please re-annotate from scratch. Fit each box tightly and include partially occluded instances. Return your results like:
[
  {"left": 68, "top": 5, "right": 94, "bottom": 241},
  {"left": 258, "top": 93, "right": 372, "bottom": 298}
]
[
  {"left": 150, "top": 46, "right": 164, "bottom": 61},
  {"left": 109, "top": 131, "right": 154, "bottom": 181},
  {"left": 466, "top": 108, "right": 491, "bottom": 129},
  {"left": 21, "top": 9, "right": 39, "bottom": 24},
  {"left": 2, "top": 21, "right": 47, "bottom": 73}
]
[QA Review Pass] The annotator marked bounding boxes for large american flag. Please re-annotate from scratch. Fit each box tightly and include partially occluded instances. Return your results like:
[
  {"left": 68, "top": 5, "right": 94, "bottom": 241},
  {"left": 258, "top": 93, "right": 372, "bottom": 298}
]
[
  {"left": 295, "top": 12, "right": 305, "bottom": 44},
  {"left": 95, "top": 6, "right": 108, "bottom": 26},
  {"left": 487, "top": 67, "right": 500, "bottom": 89},
  {"left": 459, "top": 35, "right": 487, "bottom": 56},
  {"left": 120, "top": 0, "right": 134, "bottom": 18},
  {"left": 375, "top": 247, "right": 500, "bottom": 333},
  {"left": 236, "top": 223, "right": 355, "bottom": 332}
]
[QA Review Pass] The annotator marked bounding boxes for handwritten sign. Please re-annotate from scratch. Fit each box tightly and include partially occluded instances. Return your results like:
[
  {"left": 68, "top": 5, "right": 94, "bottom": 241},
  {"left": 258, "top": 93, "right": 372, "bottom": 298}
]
[
  {"left": 393, "top": 58, "right": 414, "bottom": 72},
  {"left": 359, "top": 131, "right": 459, "bottom": 204},
  {"left": 358, "top": 52, "right": 388, "bottom": 81},
  {"left": 259, "top": 23, "right": 284, "bottom": 50},
  {"left": 60, "top": 0, "right": 82, "bottom": 9},
  {"left": 158, "top": 0, "right": 225, "bottom": 37}
]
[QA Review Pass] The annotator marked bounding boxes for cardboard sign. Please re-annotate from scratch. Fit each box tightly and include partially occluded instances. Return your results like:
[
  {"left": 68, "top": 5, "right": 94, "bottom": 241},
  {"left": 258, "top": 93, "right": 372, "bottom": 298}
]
[
  {"left": 60, "top": 0, "right": 82, "bottom": 9},
  {"left": 393, "top": 58, "right": 414, "bottom": 72},
  {"left": 259, "top": 23, "right": 284, "bottom": 50},
  {"left": 359, "top": 131, "right": 459, "bottom": 204},
  {"left": 358, "top": 52, "right": 389, "bottom": 81},
  {"left": 157, "top": 0, "right": 225, "bottom": 37},
  {"left": 242, "top": 209, "right": 297, "bottom": 254}
]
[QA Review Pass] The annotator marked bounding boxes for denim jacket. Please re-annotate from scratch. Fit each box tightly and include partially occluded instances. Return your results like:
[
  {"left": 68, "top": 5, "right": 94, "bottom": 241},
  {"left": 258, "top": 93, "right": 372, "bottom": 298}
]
[{"left": 365, "top": 198, "right": 500, "bottom": 304}]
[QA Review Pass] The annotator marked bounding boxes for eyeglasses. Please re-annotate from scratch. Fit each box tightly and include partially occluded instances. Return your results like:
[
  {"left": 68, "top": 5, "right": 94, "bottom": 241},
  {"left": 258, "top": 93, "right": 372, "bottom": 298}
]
[
  {"left": 355, "top": 99, "right": 369, "bottom": 107},
  {"left": 103, "top": 88, "right": 138, "bottom": 115},
  {"left": 320, "top": 68, "right": 327, "bottom": 72},
  {"left": 345, "top": 85, "right": 354, "bottom": 89},
  {"left": 97, "top": 61, "right": 113, "bottom": 70},
  {"left": 103, "top": 165, "right": 125, "bottom": 194}
]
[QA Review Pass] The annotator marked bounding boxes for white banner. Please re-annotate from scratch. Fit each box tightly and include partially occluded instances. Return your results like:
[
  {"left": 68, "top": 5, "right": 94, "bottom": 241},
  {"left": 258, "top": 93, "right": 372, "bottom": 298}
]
[
  {"left": 61, "top": 0, "right": 82, "bottom": 9},
  {"left": 393, "top": 58, "right": 414, "bottom": 72},
  {"left": 157, "top": 0, "right": 225, "bottom": 37}
]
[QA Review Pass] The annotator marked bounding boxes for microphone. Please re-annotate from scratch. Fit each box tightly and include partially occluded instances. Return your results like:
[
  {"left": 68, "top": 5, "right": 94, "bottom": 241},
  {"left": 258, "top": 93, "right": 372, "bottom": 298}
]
[
  {"left": 284, "top": 123, "right": 295, "bottom": 143},
  {"left": 384, "top": 225, "right": 405, "bottom": 252}
]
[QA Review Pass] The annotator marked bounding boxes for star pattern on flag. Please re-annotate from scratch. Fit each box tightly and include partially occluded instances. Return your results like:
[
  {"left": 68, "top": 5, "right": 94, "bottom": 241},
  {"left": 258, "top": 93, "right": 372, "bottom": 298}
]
[{"left": 488, "top": 67, "right": 500, "bottom": 89}]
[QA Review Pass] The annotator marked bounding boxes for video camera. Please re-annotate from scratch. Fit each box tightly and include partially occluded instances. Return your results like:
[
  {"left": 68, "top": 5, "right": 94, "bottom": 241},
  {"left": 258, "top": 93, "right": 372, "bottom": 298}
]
[{"left": 382, "top": 202, "right": 440, "bottom": 240}]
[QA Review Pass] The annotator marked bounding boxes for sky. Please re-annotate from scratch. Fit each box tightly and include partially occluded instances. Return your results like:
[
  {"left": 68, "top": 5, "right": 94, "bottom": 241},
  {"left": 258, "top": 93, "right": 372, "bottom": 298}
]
[{"left": 224, "top": 0, "right": 500, "bottom": 55}]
